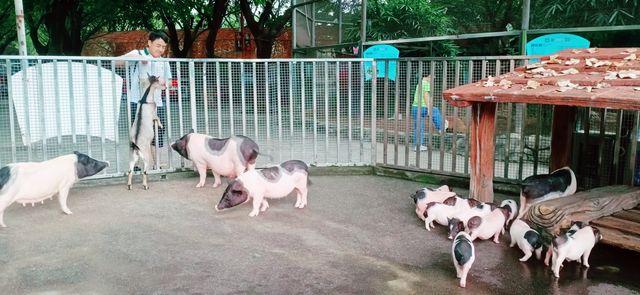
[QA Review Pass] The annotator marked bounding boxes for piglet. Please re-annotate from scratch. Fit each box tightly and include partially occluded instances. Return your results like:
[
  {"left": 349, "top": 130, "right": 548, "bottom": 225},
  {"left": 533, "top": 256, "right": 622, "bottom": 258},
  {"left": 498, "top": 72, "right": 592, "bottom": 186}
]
[
  {"left": 466, "top": 207, "right": 510, "bottom": 243},
  {"left": 509, "top": 219, "right": 544, "bottom": 262},
  {"left": 518, "top": 167, "right": 576, "bottom": 218},
  {"left": 452, "top": 231, "right": 475, "bottom": 288},
  {"left": 423, "top": 202, "right": 458, "bottom": 231},
  {"left": 171, "top": 132, "right": 259, "bottom": 188},
  {"left": 411, "top": 185, "right": 455, "bottom": 220},
  {"left": 0, "top": 152, "right": 109, "bottom": 227},
  {"left": 499, "top": 199, "right": 518, "bottom": 234},
  {"left": 215, "top": 160, "right": 310, "bottom": 217},
  {"left": 551, "top": 224, "right": 602, "bottom": 278}
]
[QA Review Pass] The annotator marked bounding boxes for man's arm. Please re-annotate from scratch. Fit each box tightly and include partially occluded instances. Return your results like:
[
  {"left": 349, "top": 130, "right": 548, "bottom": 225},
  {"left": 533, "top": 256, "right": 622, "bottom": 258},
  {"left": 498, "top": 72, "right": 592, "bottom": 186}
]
[{"left": 115, "top": 50, "right": 147, "bottom": 67}]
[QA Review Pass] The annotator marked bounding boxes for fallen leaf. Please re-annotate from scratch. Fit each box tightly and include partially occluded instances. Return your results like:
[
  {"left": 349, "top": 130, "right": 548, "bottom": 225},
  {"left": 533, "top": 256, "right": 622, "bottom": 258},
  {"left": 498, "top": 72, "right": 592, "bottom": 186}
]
[
  {"left": 613, "top": 62, "right": 627, "bottom": 67},
  {"left": 634, "top": 87, "right": 640, "bottom": 91},
  {"left": 622, "top": 48, "right": 638, "bottom": 54},
  {"left": 565, "top": 58, "right": 580, "bottom": 65},
  {"left": 585, "top": 86, "right": 593, "bottom": 92},
  {"left": 482, "top": 76, "right": 496, "bottom": 87},
  {"left": 561, "top": 68, "right": 579, "bottom": 75},
  {"left": 546, "top": 55, "right": 562, "bottom": 64},
  {"left": 557, "top": 80, "right": 578, "bottom": 88},
  {"left": 498, "top": 79, "right": 512, "bottom": 89},
  {"left": 572, "top": 49, "right": 582, "bottom": 54},
  {"left": 526, "top": 80, "right": 541, "bottom": 89},
  {"left": 618, "top": 70, "right": 640, "bottom": 79},
  {"left": 594, "top": 82, "right": 610, "bottom": 89},
  {"left": 587, "top": 48, "right": 598, "bottom": 54},
  {"left": 624, "top": 54, "right": 637, "bottom": 61},
  {"left": 585, "top": 58, "right": 597, "bottom": 67},
  {"left": 525, "top": 63, "right": 544, "bottom": 70},
  {"left": 604, "top": 71, "right": 618, "bottom": 80}
]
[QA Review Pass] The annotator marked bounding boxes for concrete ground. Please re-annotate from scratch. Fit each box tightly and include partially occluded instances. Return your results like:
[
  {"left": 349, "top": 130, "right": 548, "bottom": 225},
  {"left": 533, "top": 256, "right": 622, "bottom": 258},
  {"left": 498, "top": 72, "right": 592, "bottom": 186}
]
[{"left": 0, "top": 174, "right": 638, "bottom": 294}]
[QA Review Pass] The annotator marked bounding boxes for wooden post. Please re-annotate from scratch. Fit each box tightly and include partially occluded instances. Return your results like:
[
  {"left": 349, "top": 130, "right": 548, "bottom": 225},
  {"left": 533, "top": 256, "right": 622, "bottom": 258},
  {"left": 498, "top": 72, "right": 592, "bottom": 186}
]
[
  {"left": 469, "top": 102, "right": 497, "bottom": 202},
  {"left": 550, "top": 105, "right": 576, "bottom": 171}
]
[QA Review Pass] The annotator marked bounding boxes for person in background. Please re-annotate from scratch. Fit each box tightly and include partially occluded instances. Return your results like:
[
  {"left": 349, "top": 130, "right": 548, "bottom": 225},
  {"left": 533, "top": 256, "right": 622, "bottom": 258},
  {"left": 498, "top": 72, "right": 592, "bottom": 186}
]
[
  {"left": 118, "top": 31, "right": 172, "bottom": 168},
  {"left": 412, "top": 76, "right": 443, "bottom": 152}
]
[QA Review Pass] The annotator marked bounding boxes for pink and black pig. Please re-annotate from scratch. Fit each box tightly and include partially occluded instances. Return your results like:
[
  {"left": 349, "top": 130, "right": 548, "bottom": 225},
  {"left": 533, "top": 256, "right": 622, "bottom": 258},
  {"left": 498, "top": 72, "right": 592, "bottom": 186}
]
[
  {"left": 509, "top": 219, "right": 544, "bottom": 262},
  {"left": 215, "top": 160, "right": 310, "bottom": 217},
  {"left": 518, "top": 166, "right": 576, "bottom": 218},
  {"left": 424, "top": 202, "right": 460, "bottom": 231},
  {"left": 411, "top": 185, "right": 456, "bottom": 220},
  {"left": 550, "top": 223, "right": 602, "bottom": 278},
  {"left": 171, "top": 132, "right": 259, "bottom": 188},
  {"left": 499, "top": 199, "right": 518, "bottom": 234},
  {"left": 0, "top": 152, "right": 109, "bottom": 227},
  {"left": 452, "top": 231, "right": 475, "bottom": 288},
  {"left": 466, "top": 207, "right": 510, "bottom": 243}
]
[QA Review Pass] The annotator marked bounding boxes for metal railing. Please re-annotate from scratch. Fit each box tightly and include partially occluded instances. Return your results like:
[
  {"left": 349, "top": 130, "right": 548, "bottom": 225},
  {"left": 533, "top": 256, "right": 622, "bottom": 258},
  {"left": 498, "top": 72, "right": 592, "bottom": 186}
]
[{"left": 1, "top": 55, "right": 637, "bottom": 186}]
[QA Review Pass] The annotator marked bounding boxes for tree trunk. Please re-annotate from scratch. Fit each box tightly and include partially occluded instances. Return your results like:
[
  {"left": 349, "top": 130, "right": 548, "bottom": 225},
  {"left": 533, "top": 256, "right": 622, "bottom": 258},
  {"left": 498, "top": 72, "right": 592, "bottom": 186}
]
[
  {"left": 255, "top": 37, "right": 274, "bottom": 58},
  {"left": 205, "top": 0, "right": 229, "bottom": 58}
]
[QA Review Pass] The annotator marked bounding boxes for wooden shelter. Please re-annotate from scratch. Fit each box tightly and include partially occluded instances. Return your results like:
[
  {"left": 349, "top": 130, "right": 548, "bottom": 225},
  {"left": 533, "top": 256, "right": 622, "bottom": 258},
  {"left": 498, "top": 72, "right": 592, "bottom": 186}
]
[{"left": 442, "top": 48, "right": 640, "bottom": 251}]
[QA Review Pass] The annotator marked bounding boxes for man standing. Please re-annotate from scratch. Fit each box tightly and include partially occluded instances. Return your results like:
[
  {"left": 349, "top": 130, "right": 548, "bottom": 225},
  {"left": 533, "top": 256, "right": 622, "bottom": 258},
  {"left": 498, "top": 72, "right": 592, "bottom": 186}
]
[{"left": 119, "top": 31, "right": 172, "bottom": 168}]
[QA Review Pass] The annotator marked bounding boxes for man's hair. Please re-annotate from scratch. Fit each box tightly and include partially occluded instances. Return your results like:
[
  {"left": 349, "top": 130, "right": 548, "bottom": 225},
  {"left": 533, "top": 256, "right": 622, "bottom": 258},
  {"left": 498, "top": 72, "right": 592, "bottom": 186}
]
[{"left": 148, "top": 31, "right": 169, "bottom": 44}]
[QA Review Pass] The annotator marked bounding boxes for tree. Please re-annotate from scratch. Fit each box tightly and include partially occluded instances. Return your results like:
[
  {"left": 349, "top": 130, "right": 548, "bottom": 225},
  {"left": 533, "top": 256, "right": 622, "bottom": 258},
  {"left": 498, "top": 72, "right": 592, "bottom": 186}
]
[
  {"left": 239, "top": 0, "right": 306, "bottom": 58},
  {"left": 23, "top": 0, "right": 124, "bottom": 55},
  {"left": 157, "top": 0, "right": 207, "bottom": 58},
  {"left": 358, "top": 0, "right": 459, "bottom": 56},
  {"left": 0, "top": 2, "right": 17, "bottom": 54},
  {"left": 204, "top": 0, "right": 230, "bottom": 57}
]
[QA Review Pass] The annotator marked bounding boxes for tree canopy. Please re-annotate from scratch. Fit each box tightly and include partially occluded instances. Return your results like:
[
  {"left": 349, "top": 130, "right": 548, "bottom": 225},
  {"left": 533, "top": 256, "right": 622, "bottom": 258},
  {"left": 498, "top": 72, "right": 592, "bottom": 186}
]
[{"left": 1, "top": 0, "right": 638, "bottom": 57}]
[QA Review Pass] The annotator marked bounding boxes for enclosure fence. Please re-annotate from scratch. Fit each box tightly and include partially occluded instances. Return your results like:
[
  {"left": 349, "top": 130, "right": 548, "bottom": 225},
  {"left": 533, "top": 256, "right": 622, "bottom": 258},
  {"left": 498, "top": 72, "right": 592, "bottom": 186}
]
[{"left": 0, "top": 56, "right": 637, "bottom": 186}]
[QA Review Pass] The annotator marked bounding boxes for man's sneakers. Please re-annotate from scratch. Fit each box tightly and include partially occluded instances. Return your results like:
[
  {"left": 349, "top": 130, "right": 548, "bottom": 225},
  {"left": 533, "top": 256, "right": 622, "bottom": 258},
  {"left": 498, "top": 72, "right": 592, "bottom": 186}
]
[{"left": 413, "top": 145, "right": 428, "bottom": 152}]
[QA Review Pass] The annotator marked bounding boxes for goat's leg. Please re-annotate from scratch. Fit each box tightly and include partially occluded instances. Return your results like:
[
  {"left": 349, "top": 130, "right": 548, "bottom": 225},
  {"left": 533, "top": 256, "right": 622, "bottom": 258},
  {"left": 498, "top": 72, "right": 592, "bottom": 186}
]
[
  {"left": 127, "top": 149, "right": 140, "bottom": 190},
  {"left": 141, "top": 148, "right": 152, "bottom": 190}
]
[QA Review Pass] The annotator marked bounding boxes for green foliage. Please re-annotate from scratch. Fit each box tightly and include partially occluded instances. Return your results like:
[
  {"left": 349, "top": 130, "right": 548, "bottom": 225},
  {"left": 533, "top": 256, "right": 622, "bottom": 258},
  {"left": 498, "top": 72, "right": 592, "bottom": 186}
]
[{"left": 532, "top": 0, "right": 640, "bottom": 28}]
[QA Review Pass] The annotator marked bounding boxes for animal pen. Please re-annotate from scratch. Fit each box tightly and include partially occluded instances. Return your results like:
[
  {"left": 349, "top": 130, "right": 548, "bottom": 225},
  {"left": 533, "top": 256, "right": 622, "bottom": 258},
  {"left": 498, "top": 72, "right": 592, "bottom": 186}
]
[{"left": 0, "top": 55, "right": 639, "bottom": 187}]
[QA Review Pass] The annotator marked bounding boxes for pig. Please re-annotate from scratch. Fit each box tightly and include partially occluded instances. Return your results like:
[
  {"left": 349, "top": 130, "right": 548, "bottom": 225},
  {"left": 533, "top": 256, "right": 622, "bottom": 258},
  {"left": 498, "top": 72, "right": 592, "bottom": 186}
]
[
  {"left": 411, "top": 185, "right": 456, "bottom": 220},
  {"left": 449, "top": 202, "right": 494, "bottom": 228},
  {"left": 509, "top": 219, "right": 544, "bottom": 262},
  {"left": 0, "top": 152, "right": 109, "bottom": 227},
  {"left": 171, "top": 132, "right": 259, "bottom": 188},
  {"left": 466, "top": 207, "right": 510, "bottom": 243},
  {"left": 544, "top": 221, "right": 587, "bottom": 266},
  {"left": 215, "top": 160, "right": 309, "bottom": 217},
  {"left": 128, "top": 74, "right": 166, "bottom": 190},
  {"left": 452, "top": 231, "right": 475, "bottom": 288},
  {"left": 443, "top": 196, "right": 482, "bottom": 211},
  {"left": 448, "top": 217, "right": 466, "bottom": 240},
  {"left": 499, "top": 199, "right": 518, "bottom": 234},
  {"left": 518, "top": 167, "right": 577, "bottom": 218},
  {"left": 423, "top": 202, "right": 459, "bottom": 231},
  {"left": 551, "top": 224, "right": 602, "bottom": 278}
]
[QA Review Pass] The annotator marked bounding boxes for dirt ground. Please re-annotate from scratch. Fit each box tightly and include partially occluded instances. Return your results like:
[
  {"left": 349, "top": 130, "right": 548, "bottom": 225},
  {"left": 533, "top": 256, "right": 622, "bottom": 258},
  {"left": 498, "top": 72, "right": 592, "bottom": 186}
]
[{"left": 0, "top": 174, "right": 638, "bottom": 294}]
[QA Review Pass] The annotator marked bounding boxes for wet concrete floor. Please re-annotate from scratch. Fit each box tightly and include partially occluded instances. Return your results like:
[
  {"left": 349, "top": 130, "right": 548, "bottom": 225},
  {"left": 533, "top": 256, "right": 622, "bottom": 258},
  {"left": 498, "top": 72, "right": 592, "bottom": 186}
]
[{"left": 0, "top": 174, "right": 638, "bottom": 294}]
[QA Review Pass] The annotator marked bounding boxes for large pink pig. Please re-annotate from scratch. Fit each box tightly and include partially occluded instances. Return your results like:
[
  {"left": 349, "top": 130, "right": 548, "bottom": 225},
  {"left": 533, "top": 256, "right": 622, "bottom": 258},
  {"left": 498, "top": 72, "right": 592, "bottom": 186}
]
[
  {"left": 0, "top": 152, "right": 109, "bottom": 227},
  {"left": 215, "top": 160, "right": 310, "bottom": 217},
  {"left": 171, "top": 132, "right": 259, "bottom": 188},
  {"left": 411, "top": 185, "right": 456, "bottom": 220}
]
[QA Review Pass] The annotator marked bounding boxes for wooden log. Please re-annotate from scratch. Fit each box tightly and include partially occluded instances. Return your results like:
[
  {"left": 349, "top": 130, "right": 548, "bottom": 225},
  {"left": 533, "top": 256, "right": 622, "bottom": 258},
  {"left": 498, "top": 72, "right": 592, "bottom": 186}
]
[
  {"left": 593, "top": 226, "right": 640, "bottom": 252},
  {"left": 524, "top": 185, "right": 640, "bottom": 235}
]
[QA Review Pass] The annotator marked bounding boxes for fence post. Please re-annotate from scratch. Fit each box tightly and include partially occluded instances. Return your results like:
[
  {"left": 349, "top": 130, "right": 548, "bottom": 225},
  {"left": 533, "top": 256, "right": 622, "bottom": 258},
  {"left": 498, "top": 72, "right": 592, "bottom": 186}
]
[{"left": 370, "top": 60, "right": 377, "bottom": 166}]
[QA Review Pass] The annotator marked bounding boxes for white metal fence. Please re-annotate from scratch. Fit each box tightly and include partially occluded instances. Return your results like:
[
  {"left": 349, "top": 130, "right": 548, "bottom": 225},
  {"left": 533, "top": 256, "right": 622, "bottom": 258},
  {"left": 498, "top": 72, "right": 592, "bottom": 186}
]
[
  {"left": 0, "top": 55, "right": 637, "bottom": 186},
  {"left": 0, "top": 56, "right": 375, "bottom": 178}
]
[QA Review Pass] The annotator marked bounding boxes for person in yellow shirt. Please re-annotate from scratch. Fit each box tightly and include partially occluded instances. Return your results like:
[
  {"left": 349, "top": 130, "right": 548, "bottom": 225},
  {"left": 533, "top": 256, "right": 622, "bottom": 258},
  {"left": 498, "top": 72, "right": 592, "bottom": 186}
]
[{"left": 411, "top": 77, "right": 442, "bottom": 152}]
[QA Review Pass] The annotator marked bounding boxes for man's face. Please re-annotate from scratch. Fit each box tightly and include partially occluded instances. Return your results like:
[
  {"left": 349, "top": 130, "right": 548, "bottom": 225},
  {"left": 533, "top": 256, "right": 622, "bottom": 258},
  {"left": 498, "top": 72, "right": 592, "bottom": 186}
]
[{"left": 148, "top": 38, "right": 167, "bottom": 58}]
